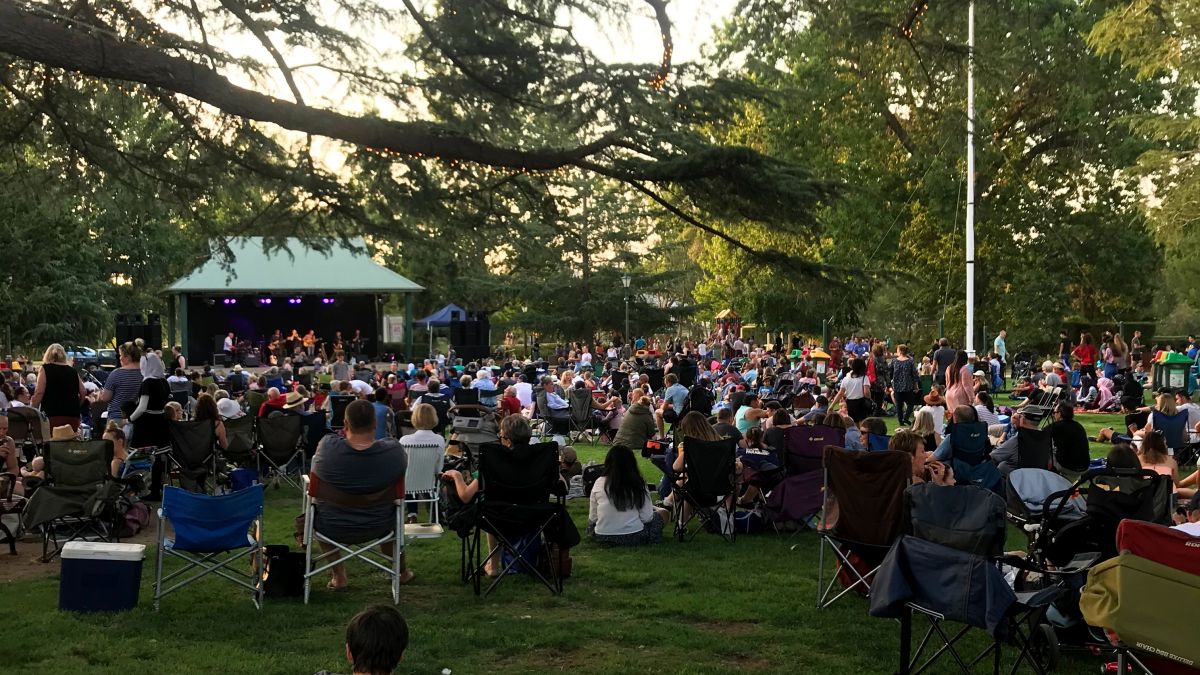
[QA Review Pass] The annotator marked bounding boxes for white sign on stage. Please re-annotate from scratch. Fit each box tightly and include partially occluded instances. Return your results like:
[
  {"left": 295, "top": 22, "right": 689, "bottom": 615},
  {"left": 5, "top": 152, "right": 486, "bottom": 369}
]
[{"left": 383, "top": 315, "right": 406, "bottom": 343}]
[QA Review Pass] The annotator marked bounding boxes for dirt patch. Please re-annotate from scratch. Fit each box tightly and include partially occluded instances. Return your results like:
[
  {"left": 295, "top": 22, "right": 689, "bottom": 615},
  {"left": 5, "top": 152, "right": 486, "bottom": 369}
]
[
  {"left": 718, "top": 653, "right": 775, "bottom": 671},
  {"left": 0, "top": 512, "right": 159, "bottom": 583}
]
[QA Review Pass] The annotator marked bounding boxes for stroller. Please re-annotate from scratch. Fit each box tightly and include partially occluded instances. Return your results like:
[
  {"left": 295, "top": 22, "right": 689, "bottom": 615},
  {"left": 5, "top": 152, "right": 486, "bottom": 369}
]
[
  {"left": 1009, "top": 467, "right": 1174, "bottom": 669},
  {"left": 1011, "top": 351, "right": 1033, "bottom": 383}
]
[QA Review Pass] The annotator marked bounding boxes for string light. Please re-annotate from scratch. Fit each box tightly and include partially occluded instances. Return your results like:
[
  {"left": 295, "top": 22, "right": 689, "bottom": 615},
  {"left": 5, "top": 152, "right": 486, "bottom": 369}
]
[{"left": 899, "top": 1, "right": 930, "bottom": 39}]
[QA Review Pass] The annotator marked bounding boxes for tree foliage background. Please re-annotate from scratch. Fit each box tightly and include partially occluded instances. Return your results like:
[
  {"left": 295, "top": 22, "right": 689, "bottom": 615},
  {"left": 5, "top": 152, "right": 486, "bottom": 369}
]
[{"left": 0, "top": 0, "right": 1193, "bottom": 353}]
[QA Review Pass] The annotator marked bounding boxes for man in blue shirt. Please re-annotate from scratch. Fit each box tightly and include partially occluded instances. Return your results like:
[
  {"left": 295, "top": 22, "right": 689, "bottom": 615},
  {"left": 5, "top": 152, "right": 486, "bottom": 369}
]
[
  {"left": 634, "top": 336, "right": 647, "bottom": 351},
  {"left": 656, "top": 372, "right": 689, "bottom": 437}
]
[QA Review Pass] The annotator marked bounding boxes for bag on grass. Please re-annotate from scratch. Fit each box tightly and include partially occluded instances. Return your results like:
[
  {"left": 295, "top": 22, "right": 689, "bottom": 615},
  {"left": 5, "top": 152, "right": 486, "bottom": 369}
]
[{"left": 262, "top": 544, "right": 306, "bottom": 598}]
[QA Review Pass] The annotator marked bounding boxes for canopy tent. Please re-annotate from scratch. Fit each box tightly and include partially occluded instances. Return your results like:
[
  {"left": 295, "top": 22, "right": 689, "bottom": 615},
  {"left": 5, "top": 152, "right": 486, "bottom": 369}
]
[
  {"left": 416, "top": 303, "right": 467, "bottom": 328},
  {"left": 165, "top": 238, "right": 423, "bottom": 364}
]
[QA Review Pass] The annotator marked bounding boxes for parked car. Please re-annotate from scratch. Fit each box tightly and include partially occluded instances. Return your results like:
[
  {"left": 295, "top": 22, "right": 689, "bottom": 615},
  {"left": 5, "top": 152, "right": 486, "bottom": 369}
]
[
  {"left": 97, "top": 348, "right": 118, "bottom": 369},
  {"left": 64, "top": 345, "right": 99, "bottom": 368}
]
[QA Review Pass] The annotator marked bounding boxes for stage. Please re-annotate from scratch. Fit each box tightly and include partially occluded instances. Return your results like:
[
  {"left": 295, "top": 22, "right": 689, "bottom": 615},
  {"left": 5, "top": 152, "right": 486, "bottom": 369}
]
[{"left": 164, "top": 238, "right": 424, "bottom": 366}]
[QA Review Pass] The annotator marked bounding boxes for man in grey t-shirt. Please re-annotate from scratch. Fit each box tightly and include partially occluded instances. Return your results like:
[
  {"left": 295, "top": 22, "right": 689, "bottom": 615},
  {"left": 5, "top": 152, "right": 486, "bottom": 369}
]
[
  {"left": 932, "top": 338, "right": 956, "bottom": 387},
  {"left": 310, "top": 399, "right": 409, "bottom": 590}
]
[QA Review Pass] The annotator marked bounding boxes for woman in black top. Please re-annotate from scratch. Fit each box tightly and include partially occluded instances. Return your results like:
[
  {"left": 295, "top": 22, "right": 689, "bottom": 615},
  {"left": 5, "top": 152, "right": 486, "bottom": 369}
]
[
  {"left": 32, "top": 343, "right": 85, "bottom": 430},
  {"left": 130, "top": 352, "right": 172, "bottom": 499}
]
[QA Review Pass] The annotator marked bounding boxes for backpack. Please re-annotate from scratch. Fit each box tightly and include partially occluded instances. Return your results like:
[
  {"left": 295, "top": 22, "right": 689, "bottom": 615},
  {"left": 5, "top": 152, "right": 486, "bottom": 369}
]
[{"left": 582, "top": 464, "right": 605, "bottom": 499}]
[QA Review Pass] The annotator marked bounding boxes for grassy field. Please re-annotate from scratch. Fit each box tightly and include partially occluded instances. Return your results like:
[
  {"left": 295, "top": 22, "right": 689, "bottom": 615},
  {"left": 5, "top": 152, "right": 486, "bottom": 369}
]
[{"left": 0, "top": 398, "right": 1133, "bottom": 674}]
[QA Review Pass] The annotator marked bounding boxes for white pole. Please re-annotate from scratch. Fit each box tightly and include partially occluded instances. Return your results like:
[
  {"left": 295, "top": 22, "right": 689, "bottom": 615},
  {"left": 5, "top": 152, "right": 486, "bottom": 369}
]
[{"left": 965, "top": 0, "right": 976, "bottom": 356}]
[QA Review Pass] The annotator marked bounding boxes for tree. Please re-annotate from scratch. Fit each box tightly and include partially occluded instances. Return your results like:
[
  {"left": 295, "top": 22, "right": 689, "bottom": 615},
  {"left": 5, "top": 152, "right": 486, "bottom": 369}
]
[
  {"left": 0, "top": 0, "right": 836, "bottom": 275},
  {"left": 705, "top": 0, "right": 1164, "bottom": 348}
]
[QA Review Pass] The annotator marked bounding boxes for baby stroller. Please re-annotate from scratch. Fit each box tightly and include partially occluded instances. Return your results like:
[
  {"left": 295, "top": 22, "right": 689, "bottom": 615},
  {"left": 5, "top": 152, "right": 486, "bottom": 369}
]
[
  {"left": 1011, "top": 351, "right": 1033, "bottom": 382},
  {"left": 1013, "top": 467, "right": 1174, "bottom": 668}
]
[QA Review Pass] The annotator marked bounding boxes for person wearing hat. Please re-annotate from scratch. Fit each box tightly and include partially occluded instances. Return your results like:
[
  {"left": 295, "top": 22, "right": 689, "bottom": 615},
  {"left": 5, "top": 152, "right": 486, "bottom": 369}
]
[
  {"left": 1172, "top": 493, "right": 1200, "bottom": 536},
  {"left": 217, "top": 397, "right": 245, "bottom": 420},
  {"left": 281, "top": 390, "right": 309, "bottom": 415},
  {"left": 972, "top": 369, "right": 990, "bottom": 395},
  {"left": 129, "top": 352, "right": 172, "bottom": 499},
  {"left": 917, "top": 385, "right": 947, "bottom": 435}
]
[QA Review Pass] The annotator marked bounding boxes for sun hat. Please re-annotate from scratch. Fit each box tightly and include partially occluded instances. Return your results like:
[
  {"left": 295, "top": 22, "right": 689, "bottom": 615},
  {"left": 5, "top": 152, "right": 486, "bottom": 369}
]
[
  {"left": 283, "top": 391, "right": 308, "bottom": 409},
  {"left": 50, "top": 424, "right": 77, "bottom": 441},
  {"left": 973, "top": 370, "right": 987, "bottom": 378},
  {"left": 233, "top": 364, "right": 243, "bottom": 372},
  {"left": 923, "top": 389, "right": 945, "bottom": 406},
  {"left": 217, "top": 398, "right": 244, "bottom": 419}
]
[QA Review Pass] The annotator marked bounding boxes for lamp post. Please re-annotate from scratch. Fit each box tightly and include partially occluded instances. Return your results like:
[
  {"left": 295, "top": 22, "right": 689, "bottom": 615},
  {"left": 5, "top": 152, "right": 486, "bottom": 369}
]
[
  {"left": 521, "top": 305, "right": 528, "bottom": 356},
  {"left": 621, "top": 274, "right": 632, "bottom": 347}
]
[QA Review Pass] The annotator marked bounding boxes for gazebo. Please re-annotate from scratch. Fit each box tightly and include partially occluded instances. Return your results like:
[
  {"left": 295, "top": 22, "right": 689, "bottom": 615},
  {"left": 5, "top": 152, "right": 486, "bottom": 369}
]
[{"left": 165, "top": 238, "right": 423, "bottom": 364}]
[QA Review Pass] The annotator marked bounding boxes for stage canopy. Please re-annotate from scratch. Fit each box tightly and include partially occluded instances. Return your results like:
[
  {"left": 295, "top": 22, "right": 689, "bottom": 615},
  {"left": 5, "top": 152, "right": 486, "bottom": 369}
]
[
  {"left": 165, "top": 238, "right": 424, "bottom": 364},
  {"left": 415, "top": 303, "right": 466, "bottom": 328}
]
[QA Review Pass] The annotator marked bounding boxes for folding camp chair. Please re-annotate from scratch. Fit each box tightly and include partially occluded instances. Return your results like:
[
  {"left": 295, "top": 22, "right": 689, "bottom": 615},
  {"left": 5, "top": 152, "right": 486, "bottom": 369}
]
[
  {"left": 300, "top": 410, "right": 330, "bottom": 458},
  {"left": 816, "top": 447, "right": 910, "bottom": 609},
  {"left": 534, "top": 391, "right": 570, "bottom": 440},
  {"left": 221, "top": 415, "right": 256, "bottom": 467},
  {"left": 870, "top": 535, "right": 1060, "bottom": 675},
  {"left": 1015, "top": 427, "right": 1053, "bottom": 471},
  {"left": 1150, "top": 410, "right": 1189, "bottom": 457},
  {"left": 245, "top": 390, "right": 267, "bottom": 416},
  {"left": 764, "top": 425, "right": 844, "bottom": 532},
  {"left": 154, "top": 484, "right": 265, "bottom": 610},
  {"left": 567, "top": 388, "right": 597, "bottom": 444},
  {"left": 905, "top": 482, "right": 1007, "bottom": 557},
  {"left": 671, "top": 436, "right": 738, "bottom": 542},
  {"left": 328, "top": 395, "right": 355, "bottom": 431},
  {"left": 21, "top": 439, "right": 121, "bottom": 562},
  {"left": 453, "top": 388, "right": 482, "bottom": 417},
  {"left": 302, "top": 474, "right": 405, "bottom": 604},
  {"left": 0, "top": 472, "right": 26, "bottom": 555},
  {"left": 402, "top": 443, "right": 445, "bottom": 540},
  {"left": 7, "top": 406, "right": 48, "bottom": 461},
  {"left": 464, "top": 441, "right": 573, "bottom": 597},
  {"left": 255, "top": 415, "right": 304, "bottom": 489},
  {"left": 945, "top": 421, "right": 1002, "bottom": 493},
  {"left": 166, "top": 419, "right": 219, "bottom": 493}
]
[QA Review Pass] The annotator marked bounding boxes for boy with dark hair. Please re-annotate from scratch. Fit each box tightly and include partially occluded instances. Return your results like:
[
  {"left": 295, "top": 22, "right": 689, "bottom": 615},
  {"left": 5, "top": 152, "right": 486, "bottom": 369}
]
[{"left": 315, "top": 604, "right": 410, "bottom": 675}]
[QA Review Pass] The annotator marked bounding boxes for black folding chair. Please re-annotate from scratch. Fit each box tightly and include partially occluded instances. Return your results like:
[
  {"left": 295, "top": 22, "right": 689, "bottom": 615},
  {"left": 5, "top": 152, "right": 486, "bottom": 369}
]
[
  {"left": 166, "top": 419, "right": 219, "bottom": 493},
  {"left": 1015, "top": 427, "right": 1053, "bottom": 471},
  {"left": 221, "top": 415, "right": 256, "bottom": 467},
  {"left": 328, "top": 395, "right": 355, "bottom": 431},
  {"left": 671, "top": 436, "right": 738, "bottom": 542},
  {"left": 464, "top": 441, "right": 574, "bottom": 597},
  {"left": 255, "top": 415, "right": 304, "bottom": 489}
]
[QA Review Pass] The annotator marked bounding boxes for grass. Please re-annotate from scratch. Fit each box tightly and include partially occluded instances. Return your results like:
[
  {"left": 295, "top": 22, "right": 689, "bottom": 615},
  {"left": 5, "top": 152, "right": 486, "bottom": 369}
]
[{"left": 0, "top": 396, "right": 1132, "bottom": 674}]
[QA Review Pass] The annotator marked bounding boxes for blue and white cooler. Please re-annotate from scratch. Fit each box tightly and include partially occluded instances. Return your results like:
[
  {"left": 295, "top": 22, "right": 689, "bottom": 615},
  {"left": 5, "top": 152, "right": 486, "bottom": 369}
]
[{"left": 59, "top": 541, "right": 146, "bottom": 612}]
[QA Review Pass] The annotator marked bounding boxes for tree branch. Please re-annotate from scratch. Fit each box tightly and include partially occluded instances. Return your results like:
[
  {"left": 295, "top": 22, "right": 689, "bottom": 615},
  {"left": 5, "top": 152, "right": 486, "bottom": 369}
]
[
  {"left": 0, "top": 2, "right": 619, "bottom": 170},
  {"left": 645, "top": 0, "right": 673, "bottom": 89},
  {"left": 217, "top": 0, "right": 304, "bottom": 105}
]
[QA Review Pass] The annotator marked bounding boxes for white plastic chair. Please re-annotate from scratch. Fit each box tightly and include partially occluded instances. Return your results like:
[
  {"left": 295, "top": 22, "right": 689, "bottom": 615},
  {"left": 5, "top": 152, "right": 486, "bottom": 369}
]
[{"left": 402, "top": 443, "right": 445, "bottom": 540}]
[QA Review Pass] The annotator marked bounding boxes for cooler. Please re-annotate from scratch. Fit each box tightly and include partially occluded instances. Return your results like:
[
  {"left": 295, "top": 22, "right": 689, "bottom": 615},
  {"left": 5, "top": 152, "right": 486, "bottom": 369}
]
[{"left": 59, "top": 541, "right": 146, "bottom": 612}]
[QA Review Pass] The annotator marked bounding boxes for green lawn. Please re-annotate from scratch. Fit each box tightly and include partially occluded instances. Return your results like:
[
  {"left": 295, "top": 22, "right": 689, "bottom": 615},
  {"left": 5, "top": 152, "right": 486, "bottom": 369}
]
[{"left": 1, "top": 400, "right": 1131, "bottom": 674}]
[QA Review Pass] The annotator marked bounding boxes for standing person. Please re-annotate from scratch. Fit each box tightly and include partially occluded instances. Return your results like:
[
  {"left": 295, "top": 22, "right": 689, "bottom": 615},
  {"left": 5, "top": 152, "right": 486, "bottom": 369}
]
[
  {"left": 223, "top": 332, "right": 235, "bottom": 363},
  {"left": 868, "top": 343, "right": 890, "bottom": 416},
  {"left": 830, "top": 358, "right": 872, "bottom": 422},
  {"left": 1130, "top": 330, "right": 1144, "bottom": 371},
  {"left": 889, "top": 344, "right": 920, "bottom": 426},
  {"left": 827, "top": 335, "right": 842, "bottom": 374},
  {"left": 170, "top": 345, "right": 186, "bottom": 372},
  {"left": 1107, "top": 333, "right": 1130, "bottom": 377},
  {"left": 31, "top": 343, "right": 86, "bottom": 430},
  {"left": 932, "top": 338, "right": 956, "bottom": 388},
  {"left": 945, "top": 350, "right": 973, "bottom": 410},
  {"left": 1058, "top": 330, "right": 1072, "bottom": 371},
  {"left": 1072, "top": 332, "right": 1098, "bottom": 381},
  {"left": 130, "top": 352, "right": 172, "bottom": 499},
  {"left": 95, "top": 341, "right": 144, "bottom": 426},
  {"left": 992, "top": 330, "right": 1007, "bottom": 384}
]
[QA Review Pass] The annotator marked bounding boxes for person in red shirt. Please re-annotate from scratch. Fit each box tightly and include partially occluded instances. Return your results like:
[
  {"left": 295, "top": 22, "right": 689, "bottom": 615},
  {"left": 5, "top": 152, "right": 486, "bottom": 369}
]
[
  {"left": 1072, "top": 332, "right": 1098, "bottom": 381},
  {"left": 498, "top": 386, "right": 522, "bottom": 418},
  {"left": 257, "top": 387, "right": 288, "bottom": 416}
]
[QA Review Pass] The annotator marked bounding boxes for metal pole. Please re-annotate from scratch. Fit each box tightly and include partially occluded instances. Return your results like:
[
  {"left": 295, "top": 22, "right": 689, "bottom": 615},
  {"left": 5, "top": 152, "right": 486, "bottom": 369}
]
[
  {"left": 821, "top": 319, "right": 829, "bottom": 348},
  {"left": 965, "top": 0, "right": 976, "bottom": 356},
  {"left": 624, "top": 292, "right": 630, "bottom": 346}
]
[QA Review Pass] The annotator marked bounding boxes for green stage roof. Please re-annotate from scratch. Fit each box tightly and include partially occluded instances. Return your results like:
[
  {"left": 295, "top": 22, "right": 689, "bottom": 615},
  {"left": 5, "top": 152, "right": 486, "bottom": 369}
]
[{"left": 167, "top": 237, "right": 423, "bottom": 294}]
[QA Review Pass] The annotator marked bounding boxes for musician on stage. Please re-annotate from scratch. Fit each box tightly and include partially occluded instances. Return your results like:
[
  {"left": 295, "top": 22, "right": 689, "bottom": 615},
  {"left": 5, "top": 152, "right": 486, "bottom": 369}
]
[
  {"left": 223, "top": 332, "right": 235, "bottom": 363},
  {"left": 333, "top": 330, "right": 345, "bottom": 352},
  {"left": 350, "top": 329, "right": 365, "bottom": 356},
  {"left": 303, "top": 330, "right": 317, "bottom": 358},
  {"left": 286, "top": 328, "right": 301, "bottom": 354}
]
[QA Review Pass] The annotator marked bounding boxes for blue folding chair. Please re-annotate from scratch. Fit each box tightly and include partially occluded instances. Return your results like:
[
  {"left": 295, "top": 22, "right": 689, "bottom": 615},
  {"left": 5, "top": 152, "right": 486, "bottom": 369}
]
[
  {"left": 1151, "top": 410, "right": 1189, "bottom": 456},
  {"left": 154, "top": 484, "right": 265, "bottom": 610}
]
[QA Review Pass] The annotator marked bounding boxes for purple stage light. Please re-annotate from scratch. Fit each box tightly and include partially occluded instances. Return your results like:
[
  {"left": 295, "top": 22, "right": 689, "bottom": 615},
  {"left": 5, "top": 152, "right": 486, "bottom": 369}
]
[
  {"left": 259, "top": 297, "right": 272, "bottom": 305},
  {"left": 322, "top": 297, "right": 335, "bottom": 305}
]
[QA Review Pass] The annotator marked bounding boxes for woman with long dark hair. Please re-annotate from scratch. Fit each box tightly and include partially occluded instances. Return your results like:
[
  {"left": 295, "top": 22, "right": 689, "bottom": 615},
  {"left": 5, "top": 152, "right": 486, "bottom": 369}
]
[
  {"left": 587, "top": 444, "right": 667, "bottom": 545},
  {"left": 945, "top": 350, "right": 973, "bottom": 410},
  {"left": 830, "top": 358, "right": 873, "bottom": 422},
  {"left": 192, "top": 393, "right": 228, "bottom": 449}
]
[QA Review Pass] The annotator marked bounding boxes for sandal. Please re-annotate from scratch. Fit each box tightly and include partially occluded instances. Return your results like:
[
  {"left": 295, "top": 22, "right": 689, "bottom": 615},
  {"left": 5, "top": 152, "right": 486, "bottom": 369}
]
[
  {"left": 326, "top": 581, "right": 349, "bottom": 592},
  {"left": 398, "top": 570, "right": 416, "bottom": 585}
]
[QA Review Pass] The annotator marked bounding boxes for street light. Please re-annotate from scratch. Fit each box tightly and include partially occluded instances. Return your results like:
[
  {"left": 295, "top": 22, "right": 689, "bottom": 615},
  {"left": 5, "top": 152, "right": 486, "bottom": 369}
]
[
  {"left": 521, "top": 305, "right": 528, "bottom": 354},
  {"left": 621, "top": 274, "right": 632, "bottom": 347}
]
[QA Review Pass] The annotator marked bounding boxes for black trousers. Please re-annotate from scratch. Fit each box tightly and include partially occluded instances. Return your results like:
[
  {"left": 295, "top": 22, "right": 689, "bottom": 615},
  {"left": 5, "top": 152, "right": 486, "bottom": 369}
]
[{"left": 895, "top": 391, "right": 917, "bottom": 425}]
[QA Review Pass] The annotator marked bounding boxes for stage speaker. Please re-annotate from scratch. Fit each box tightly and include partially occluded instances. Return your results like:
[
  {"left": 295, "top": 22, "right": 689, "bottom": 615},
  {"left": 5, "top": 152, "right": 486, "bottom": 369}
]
[
  {"left": 143, "top": 323, "right": 162, "bottom": 351},
  {"left": 449, "top": 320, "right": 466, "bottom": 347},
  {"left": 243, "top": 355, "right": 260, "bottom": 367},
  {"left": 214, "top": 336, "right": 227, "bottom": 354},
  {"left": 212, "top": 353, "right": 228, "bottom": 367},
  {"left": 116, "top": 323, "right": 136, "bottom": 346}
]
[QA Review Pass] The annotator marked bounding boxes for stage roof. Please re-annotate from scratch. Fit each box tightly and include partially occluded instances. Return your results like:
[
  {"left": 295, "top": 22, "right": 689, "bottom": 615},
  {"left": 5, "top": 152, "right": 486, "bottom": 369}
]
[{"left": 167, "top": 237, "right": 424, "bottom": 294}]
